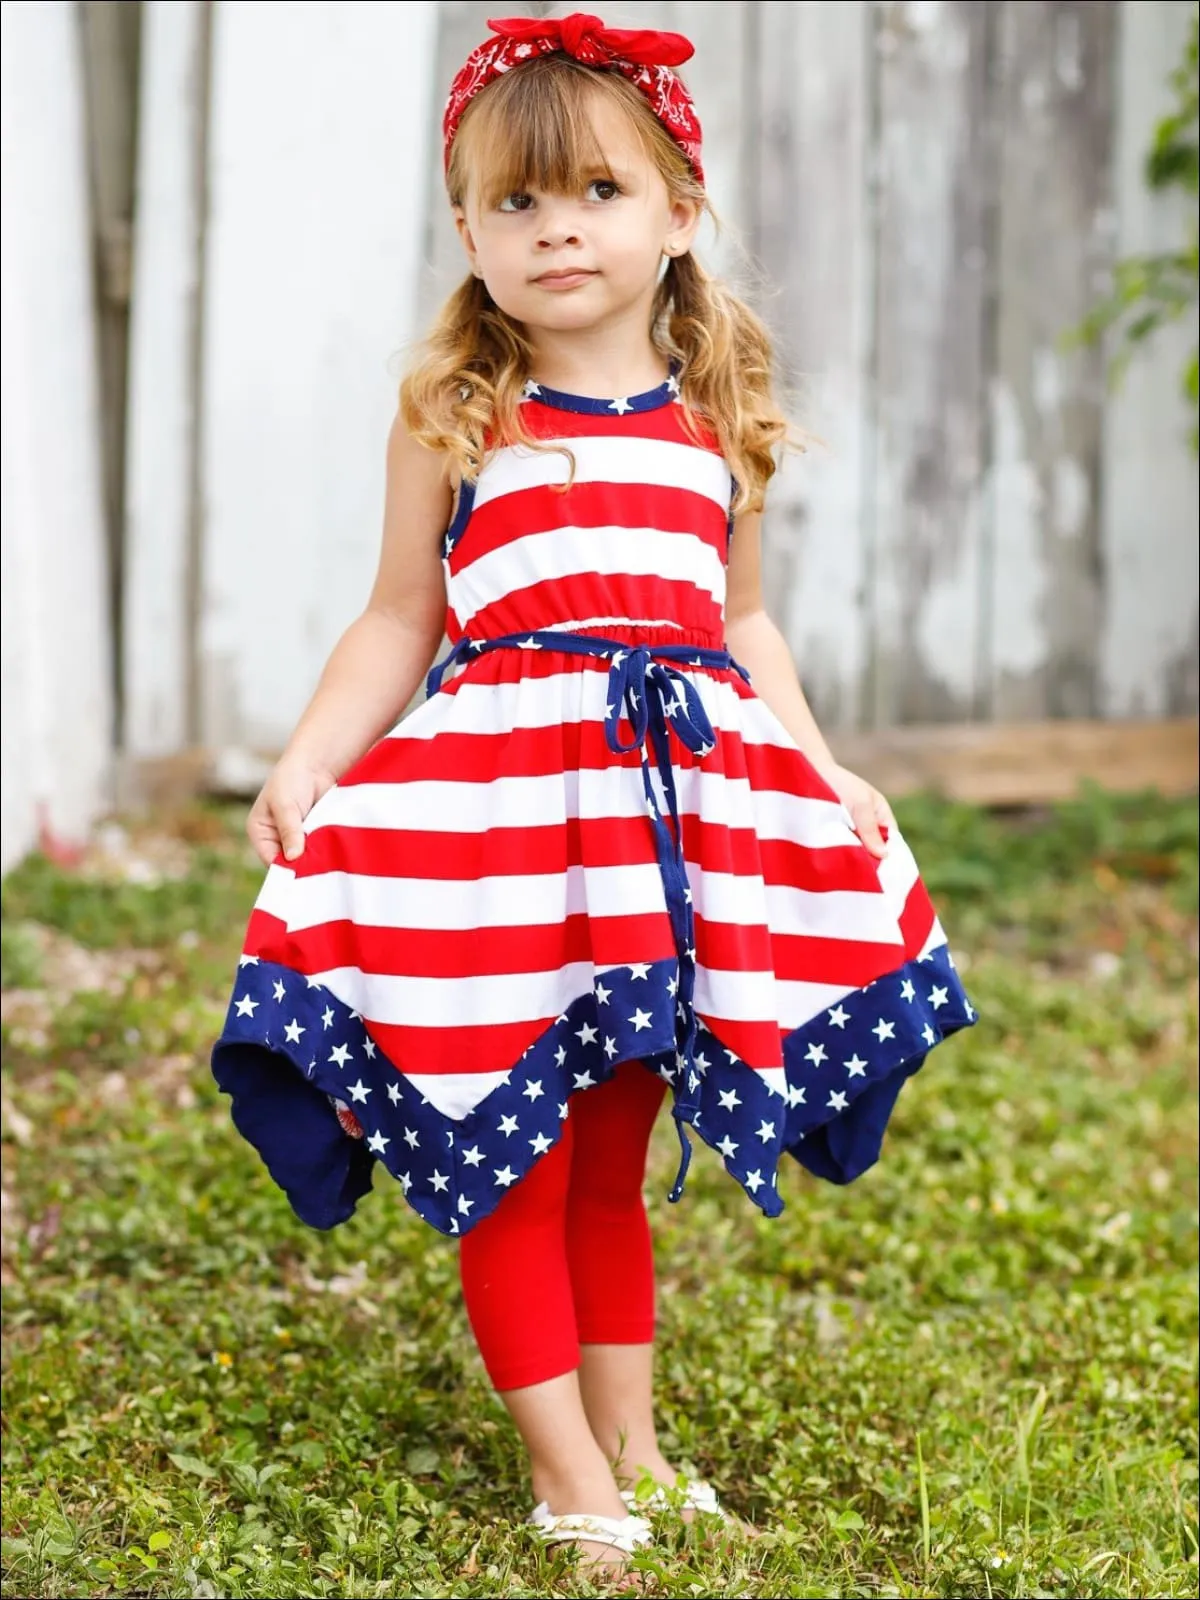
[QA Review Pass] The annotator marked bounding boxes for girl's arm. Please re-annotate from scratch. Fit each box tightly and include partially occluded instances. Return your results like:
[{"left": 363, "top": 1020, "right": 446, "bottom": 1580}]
[
  {"left": 247, "top": 415, "right": 452, "bottom": 865},
  {"left": 724, "top": 509, "right": 894, "bottom": 858}
]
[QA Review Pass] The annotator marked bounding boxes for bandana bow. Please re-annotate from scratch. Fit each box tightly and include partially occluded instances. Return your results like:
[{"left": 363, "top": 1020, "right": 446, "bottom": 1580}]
[{"left": 443, "top": 12, "right": 705, "bottom": 186}]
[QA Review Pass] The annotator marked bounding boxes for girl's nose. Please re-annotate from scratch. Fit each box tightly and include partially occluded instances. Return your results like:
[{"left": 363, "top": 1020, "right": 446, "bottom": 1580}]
[{"left": 535, "top": 205, "right": 581, "bottom": 249}]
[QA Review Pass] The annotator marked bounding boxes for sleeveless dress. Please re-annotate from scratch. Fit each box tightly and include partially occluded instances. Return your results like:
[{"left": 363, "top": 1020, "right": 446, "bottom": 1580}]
[{"left": 211, "top": 372, "right": 977, "bottom": 1236}]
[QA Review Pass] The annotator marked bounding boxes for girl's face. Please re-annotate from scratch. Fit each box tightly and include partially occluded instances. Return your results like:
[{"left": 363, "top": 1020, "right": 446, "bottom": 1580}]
[{"left": 455, "top": 95, "right": 700, "bottom": 337}]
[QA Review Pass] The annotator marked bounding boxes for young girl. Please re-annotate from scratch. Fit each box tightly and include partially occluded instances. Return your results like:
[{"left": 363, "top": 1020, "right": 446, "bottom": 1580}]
[{"left": 212, "top": 12, "right": 976, "bottom": 1571}]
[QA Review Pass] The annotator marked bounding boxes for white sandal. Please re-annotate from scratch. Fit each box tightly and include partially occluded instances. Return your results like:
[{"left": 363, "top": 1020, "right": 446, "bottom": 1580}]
[
  {"left": 620, "top": 1478, "right": 725, "bottom": 1517},
  {"left": 529, "top": 1500, "right": 652, "bottom": 1555}
]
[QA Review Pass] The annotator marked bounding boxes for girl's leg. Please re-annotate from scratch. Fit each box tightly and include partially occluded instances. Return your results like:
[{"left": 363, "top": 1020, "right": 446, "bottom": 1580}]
[
  {"left": 566, "top": 1061, "right": 679, "bottom": 1488},
  {"left": 458, "top": 1123, "right": 630, "bottom": 1540}
]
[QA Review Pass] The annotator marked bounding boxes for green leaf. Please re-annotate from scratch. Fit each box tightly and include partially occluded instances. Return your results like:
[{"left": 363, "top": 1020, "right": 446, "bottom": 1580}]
[
  {"left": 405, "top": 1445, "right": 439, "bottom": 1476},
  {"left": 167, "top": 1451, "right": 216, "bottom": 1480},
  {"left": 148, "top": 1530, "right": 172, "bottom": 1552}
]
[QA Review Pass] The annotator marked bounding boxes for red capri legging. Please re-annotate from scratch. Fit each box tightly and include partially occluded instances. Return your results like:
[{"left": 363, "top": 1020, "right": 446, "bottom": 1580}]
[{"left": 458, "top": 1061, "right": 667, "bottom": 1391}]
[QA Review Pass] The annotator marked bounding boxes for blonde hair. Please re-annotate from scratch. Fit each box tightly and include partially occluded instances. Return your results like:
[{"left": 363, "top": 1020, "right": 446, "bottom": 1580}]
[{"left": 400, "top": 53, "right": 791, "bottom": 513}]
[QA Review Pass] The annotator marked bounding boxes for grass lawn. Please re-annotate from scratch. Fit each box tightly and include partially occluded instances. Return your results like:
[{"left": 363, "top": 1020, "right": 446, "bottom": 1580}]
[{"left": 1, "top": 788, "right": 1197, "bottom": 1599}]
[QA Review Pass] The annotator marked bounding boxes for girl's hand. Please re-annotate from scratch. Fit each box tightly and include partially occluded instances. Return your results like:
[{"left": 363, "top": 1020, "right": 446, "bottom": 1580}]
[
  {"left": 819, "top": 762, "right": 896, "bottom": 860},
  {"left": 247, "top": 758, "right": 338, "bottom": 867}
]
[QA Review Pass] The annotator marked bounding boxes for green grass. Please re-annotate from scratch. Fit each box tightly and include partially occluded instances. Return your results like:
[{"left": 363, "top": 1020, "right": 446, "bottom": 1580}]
[{"left": 2, "top": 791, "right": 1197, "bottom": 1598}]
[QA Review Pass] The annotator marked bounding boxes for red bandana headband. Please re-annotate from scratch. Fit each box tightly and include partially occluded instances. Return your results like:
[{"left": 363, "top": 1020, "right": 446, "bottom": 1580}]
[{"left": 443, "top": 12, "right": 705, "bottom": 188}]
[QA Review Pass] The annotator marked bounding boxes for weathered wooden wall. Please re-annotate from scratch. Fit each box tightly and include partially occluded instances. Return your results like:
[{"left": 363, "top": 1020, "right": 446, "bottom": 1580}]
[
  {"left": 1, "top": 1, "right": 114, "bottom": 872},
  {"left": 2, "top": 0, "right": 1196, "bottom": 869}
]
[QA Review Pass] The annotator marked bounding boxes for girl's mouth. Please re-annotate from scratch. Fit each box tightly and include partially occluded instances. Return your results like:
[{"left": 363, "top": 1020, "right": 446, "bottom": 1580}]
[{"left": 533, "top": 270, "right": 598, "bottom": 290}]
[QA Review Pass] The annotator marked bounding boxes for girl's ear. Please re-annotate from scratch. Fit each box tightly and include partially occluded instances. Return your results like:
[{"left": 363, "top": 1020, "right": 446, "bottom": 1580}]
[
  {"left": 663, "top": 196, "right": 702, "bottom": 260},
  {"left": 454, "top": 208, "right": 484, "bottom": 278}
]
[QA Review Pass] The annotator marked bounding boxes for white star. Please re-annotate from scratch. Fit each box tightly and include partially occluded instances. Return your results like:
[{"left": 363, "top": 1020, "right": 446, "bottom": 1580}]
[
  {"left": 363, "top": 1038, "right": 376, "bottom": 1059},
  {"left": 450, "top": 1220, "right": 459, "bottom": 1234},
  {"left": 928, "top": 985, "right": 949, "bottom": 1010},
  {"left": 403, "top": 1127, "right": 420, "bottom": 1148},
  {"left": 558, "top": 1102, "right": 568, "bottom": 1119},
  {"left": 238, "top": 954, "right": 259, "bottom": 968},
  {"left": 694, "top": 1051, "right": 710, "bottom": 1074},
  {"left": 462, "top": 1146, "right": 484, "bottom": 1167},
  {"left": 522, "top": 379, "right": 541, "bottom": 397},
  {"left": 447, "top": 1130, "right": 455, "bottom": 1147},
  {"left": 872, "top": 1018, "right": 896, "bottom": 1042},
  {"left": 628, "top": 963, "right": 651, "bottom": 981},
  {"left": 744, "top": 1169, "right": 764, "bottom": 1193},
  {"left": 554, "top": 1045, "right": 567, "bottom": 1066},
  {"left": 387, "top": 1082, "right": 401, "bottom": 1104},
  {"left": 494, "top": 1166, "right": 517, "bottom": 1187},
  {"left": 305, "top": 976, "right": 323, "bottom": 989},
  {"left": 827, "top": 1089, "right": 849, "bottom": 1111},
  {"left": 498, "top": 1114, "right": 519, "bottom": 1136},
  {"left": 346, "top": 1079, "right": 370, "bottom": 1104},
  {"left": 603, "top": 1036, "right": 618, "bottom": 1059},
  {"left": 284, "top": 1019, "right": 304, "bottom": 1044},
  {"left": 756, "top": 1120, "right": 776, "bottom": 1143},
  {"left": 573, "top": 1070, "right": 595, "bottom": 1090},
  {"left": 922, "top": 1023, "right": 937, "bottom": 1046},
  {"left": 900, "top": 979, "right": 916, "bottom": 1003},
  {"left": 576, "top": 1022, "right": 598, "bottom": 1046},
  {"left": 529, "top": 1132, "right": 553, "bottom": 1155},
  {"left": 329, "top": 1043, "right": 351, "bottom": 1068},
  {"left": 517, "top": 636, "right": 543, "bottom": 650},
  {"left": 457, "top": 1194, "right": 474, "bottom": 1215},
  {"left": 610, "top": 650, "right": 627, "bottom": 667},
  {"left": 663, "top": 698, "right": 679, "bottom": 718},
  {"left": 608, "top": 396, "right": 633, "bottom": 414},
  {"left": 667, "top": 974, "right": 678, "bottom": 997},
  {"left": 718, "top": 1088, "right": 741, "bottom": 1111},
  {"left": 844, "top": 1055, "right": 868, "bottom": 1078},
  {"left": 717, "top": 1135, "right": 739, "bottom": 1159},
  {"left": 522, "top": 1079, "right": 545, "bottom": 1101},
  {"left": 965, "top": 1001, "right": 976, "bottom": 1021},
  {"left": 788, "top": 1083, "right": 807, "bottom": 1106},
  {"left": 367, "top": 1131, "right": 389, "bottom": 1155},
  {"left": 234, "top": 995, "right": 258, "bottom": 1018},
  {"left": 646, "top": 796, "right": 658, "bottom": 819},
  {"left": 430, "top": 1171, "right": 449, "bottom": 1193},
  {"left": 666, "top": 373, "right": 681, "bottom": 395},
  {"left": 272, "top": 979, "right": 286, "bottom": 1002},
  {"left": 629, "top": 1008, "right": 653, "bottom": 1032},
  {"left": 827, "top": 1005, "right": 850, "bottom": 1029},
  {"left": 594, "top": 981, "right": 612, "bottom": 1006},
  {"left": 321, "top": 1007, "right": 334, "bottom": 1030},
  {"left": 804, "top": 1042, "right": 828, "bottom": 1067}
]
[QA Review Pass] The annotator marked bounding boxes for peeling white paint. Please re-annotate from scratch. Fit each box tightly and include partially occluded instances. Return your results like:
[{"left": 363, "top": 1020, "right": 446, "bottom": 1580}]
[
  {"left": 987, "top": 378, "right": 1049, "bottom": 680},
  {"left": 1052, "top": 456, "right": 1091, "bottom": 539}
]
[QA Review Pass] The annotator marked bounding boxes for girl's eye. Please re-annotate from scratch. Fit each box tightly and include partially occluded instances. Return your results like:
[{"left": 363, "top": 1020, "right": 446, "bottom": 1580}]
[
  {"left": 587, "top": 179, "right": 621, "bottom": 202},
  {"left": 498, "top": 192, "right": 535, "bottom": 213}
]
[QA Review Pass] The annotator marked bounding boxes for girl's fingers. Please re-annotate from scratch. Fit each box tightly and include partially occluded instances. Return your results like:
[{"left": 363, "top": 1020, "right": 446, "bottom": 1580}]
[
  {"left": 852, "top": 798, "right": 888, "bottom": 859},
  {"left": 247, "top": 813, "right": 280, "bottom": 868},
  {"left": 276, "top": 803, "right": 307, "bottom": 862}
]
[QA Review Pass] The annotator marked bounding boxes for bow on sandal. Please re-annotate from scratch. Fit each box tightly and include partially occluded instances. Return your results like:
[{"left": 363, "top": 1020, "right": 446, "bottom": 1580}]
[
  {"left": 529, "top": 1501, "right": 653, "bottom": 1555},
  {"left": 621, "top": 1479, "right": 726, "bottom": 1517}
]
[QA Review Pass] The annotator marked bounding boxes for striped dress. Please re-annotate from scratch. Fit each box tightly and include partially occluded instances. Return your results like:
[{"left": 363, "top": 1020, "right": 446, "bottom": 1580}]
[{"left": 211, "top": 371, "right": 977, "bottom": 1235}]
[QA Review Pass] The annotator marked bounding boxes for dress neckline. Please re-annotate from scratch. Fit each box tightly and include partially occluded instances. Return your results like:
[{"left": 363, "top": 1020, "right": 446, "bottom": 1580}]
[{"left": 521, "top": 367, "right": 681, "bottom": 416}]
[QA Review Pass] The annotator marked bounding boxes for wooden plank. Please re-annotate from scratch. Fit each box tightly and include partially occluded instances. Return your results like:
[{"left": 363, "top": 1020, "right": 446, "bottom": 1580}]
[
  {"left": 0, "top": 0, "right": 113, "bottom": 869},
  {"left": 197, "top": 1, "right": 440, "bottom": 754},
  {"left": 76, "top": 0, "right": 141, "bottom": 745},
  {"left": 417, "top": 0, "right": 501, "bottom": 329},
  {"left": 987, "top": 0, "right": 1117, "bottom": 720},
  {"left": 869, "top": 0, "right": 994, "bottom": 728},
  {"left": 122, "top": 0, "right": 209, "bottom": 765},
  {"left": 1099, "top": 0, "right": 1200, "bottom": 717},
  {"left": 753, "top": 0, "right": 873, "bottom": 732},
  {"left": 834, "top": 716, "right": 1199, "bottom": 806}
]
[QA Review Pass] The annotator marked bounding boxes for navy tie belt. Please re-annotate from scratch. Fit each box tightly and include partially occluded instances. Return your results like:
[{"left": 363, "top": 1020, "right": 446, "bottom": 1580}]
[{"left": 426, "top": 629, "right": 752, "bottom": 1199}]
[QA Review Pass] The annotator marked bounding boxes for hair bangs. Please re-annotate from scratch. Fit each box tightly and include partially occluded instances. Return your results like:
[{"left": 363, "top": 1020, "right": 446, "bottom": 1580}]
[{"left": 448, "top": 54, "right": 659, "bottom": 208}]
